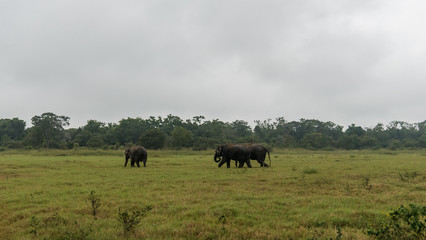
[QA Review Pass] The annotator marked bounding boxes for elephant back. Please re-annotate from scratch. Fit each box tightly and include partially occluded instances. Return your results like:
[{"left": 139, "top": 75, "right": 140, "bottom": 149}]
[
  {"left": 224, "top": 144, "right": 249, "bottom": 160},
  {"left": 133, "top": 146, "right": 147, "bottom": 158}
]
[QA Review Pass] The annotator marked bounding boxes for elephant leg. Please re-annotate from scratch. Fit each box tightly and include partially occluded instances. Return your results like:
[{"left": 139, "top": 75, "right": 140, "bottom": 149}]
[
  {"left": 218, "top": 158, "right": 227, "bottom": 168},
  {"left": 130, "top": 157, "right": 135, "bottom": 167},
  {"left": 246, "top": 159, "right": 252, "bottom": 168},
  {"left": 226, "top": 160, "right": 231, "bottom": 168},
  {"left": 136, "top": 160, "right": 140, "bottom": 168},
  {"left": 143, "top": 159, "right": 147, "bottom": 167},
  {"left": 124, "top": 159, "right": 129, "bottom": 167},
  {"left": 238, "top": 160, "right": 244, "bottom": 168}
]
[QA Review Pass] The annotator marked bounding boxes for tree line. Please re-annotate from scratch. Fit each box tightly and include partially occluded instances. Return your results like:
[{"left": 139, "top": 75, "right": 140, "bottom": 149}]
[{"left": 1, "top": 112, "right": 426, "bottom": 150}]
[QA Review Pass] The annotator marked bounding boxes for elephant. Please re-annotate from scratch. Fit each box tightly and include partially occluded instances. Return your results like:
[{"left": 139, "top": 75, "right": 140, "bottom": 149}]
[
  {"left": 244, "top": 143, "right": 271, "bottom": 167},
  {"left": 214, "top": 144, "right": 252, "bottom": 168},
  {"left": 124, "top": 146, "right": 148, "bottom": 167}
]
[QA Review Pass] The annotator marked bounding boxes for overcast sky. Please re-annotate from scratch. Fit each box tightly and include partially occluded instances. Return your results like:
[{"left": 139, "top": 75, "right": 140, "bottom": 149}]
[{"left": 1, "top": 0, "right": 425, "bottom": 129}]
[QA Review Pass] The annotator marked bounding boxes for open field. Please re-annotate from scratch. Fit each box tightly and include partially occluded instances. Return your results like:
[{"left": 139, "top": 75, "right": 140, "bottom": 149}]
[{"left": 0, "top": 149, "right": 425, "bottom": 239}]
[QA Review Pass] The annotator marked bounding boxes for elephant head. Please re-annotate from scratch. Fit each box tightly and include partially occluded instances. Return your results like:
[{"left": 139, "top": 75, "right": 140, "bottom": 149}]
[
  {"left": 214, "top": 145, "right": 224, "bottom": 163},
  {"left": 125, "top": 148, "right": 131, "bottom": 162}
]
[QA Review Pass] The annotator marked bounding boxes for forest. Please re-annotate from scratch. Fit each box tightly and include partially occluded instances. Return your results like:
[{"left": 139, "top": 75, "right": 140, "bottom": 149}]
[{"left": 1, "top": 112, "right": 426, "bottom": 150}]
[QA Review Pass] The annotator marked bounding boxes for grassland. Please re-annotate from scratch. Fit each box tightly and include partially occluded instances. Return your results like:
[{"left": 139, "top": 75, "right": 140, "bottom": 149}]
[{"left": 0, "top": 149, "right": 425, "bottom": 239}]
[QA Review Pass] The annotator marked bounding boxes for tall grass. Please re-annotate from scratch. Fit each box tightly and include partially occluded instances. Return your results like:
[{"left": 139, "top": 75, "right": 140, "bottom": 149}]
[{"left": 0, "top": 149, "right": 425, "bottom": 239}]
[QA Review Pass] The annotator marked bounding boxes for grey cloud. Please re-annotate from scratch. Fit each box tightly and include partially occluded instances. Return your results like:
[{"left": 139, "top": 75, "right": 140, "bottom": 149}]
[{"left": 1, "top": 0, "right": 425, "bottom": 128}]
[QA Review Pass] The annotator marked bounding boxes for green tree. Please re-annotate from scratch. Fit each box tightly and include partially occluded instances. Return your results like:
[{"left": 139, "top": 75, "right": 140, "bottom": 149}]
[
  {"left": 115, "top": 118, "right": 150, "bottom": 145},
  {"left": 0, "top": 118, "right": 26, "bottom": 142},
  {"left": 300, "top": 133, "right": 329, "bottom": 149},
  {"left": 339, "top": 135, "right": 362, "bottom": 150},
  {"left": 193, "top": 119, "right": 227, "bottom": 143},
  {"left": 367, "top": 123, "right": 387, "bottom": 148},
  {"left": 1, "top": 134, "right": 11, "bottom": 147},
  {"left": 139, "top": 129, "right": 166, "bottom": 149},
  {"left": 73, "top": 120, "right": 107, "bottom": 147},
  {"left": 230, "top": 120, "right": 252, "bottom": 142},
  {"left": 161, "top": 114, "right": 184, "bottom": 135},
  {"left": 29, "top": 112, "right": 70, "bottom": 148},
  {"left": 346, "top": 124, "right": 365, "bottom": 137},
  {"left": 192, "top": 137, "right": 216, "bottom": 151},
  {"left": 103, "top": 123, "right": 119, "bottom": 146},
  {"left": 254, "top": 119, "right": 277, "bottom": 144},
  {"left": 361, "top": 135, "right": 380, "bottom": 149},
  {"left": 170, "top": 126, "right": 192, "bottom": 149},
  {"left": 87, "top": 135, "right": 104, "bottom": 148},
  {"left": 418, "top": 133, "right": 426, "bottom": 148}
]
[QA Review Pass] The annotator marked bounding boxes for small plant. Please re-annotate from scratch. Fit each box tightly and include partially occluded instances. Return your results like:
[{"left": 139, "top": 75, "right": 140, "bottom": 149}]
[
  {"left": 87, "top": 191, "right": 101, "bottom": 218},
  {"left": 344, "top": 183, "right": 351, "bottom": 195},
  {"left": 29, "top": 215, "right": 40, "bottom": 238},
  {"left": 307, "top": 225, "right": 343, "bottom": 240},
  {"left": 334, "top": 225, "right": 343, "bottom": 240},
  {"left": 218, "top": 214, "right": 228, "bottom": 233},
  {"left": 43, "top": 212, "right": 68, "bottom": 227},
  {"left": 303, "top": 168, "right": 318, "bottom": 174},
  {"left": 362, "top": 177, "right": 372, "bottom": 190},
  {"left": 62, "top": 220, "right": 93, "bottom": 240},
  {"left": 117, "top": 206, "right": 152, "bottom": 238},
  {"left": 399, "top": 170, "right": 418, "bottom": 182},
  {"left": 28, "top": 213, "right": 93, "bottom": 240},
  {"left": 366, "top": 204, "right": 425, "bottom": 239}
]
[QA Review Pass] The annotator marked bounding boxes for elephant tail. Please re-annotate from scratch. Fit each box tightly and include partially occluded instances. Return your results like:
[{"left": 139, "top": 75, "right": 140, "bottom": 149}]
[
  {"left": 262, "top": 146, "right": 272, "bottom": 167},
  {"left": 267, "top": 150, "right": 271, "bottom": 167},
  {"left": 262, "top": 146, "right": 271, "bottom": 167}
]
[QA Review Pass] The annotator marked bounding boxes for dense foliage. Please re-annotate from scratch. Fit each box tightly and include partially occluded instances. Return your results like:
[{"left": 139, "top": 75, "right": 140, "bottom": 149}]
[{"left": 1, "top": 112, "right": 426, "bottom": 150}]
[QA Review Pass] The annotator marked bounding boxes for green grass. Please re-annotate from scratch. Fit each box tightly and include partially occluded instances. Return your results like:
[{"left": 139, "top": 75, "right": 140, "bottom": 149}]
[{"left": 0, "top": 149, "right": 425, "bottom": 239}]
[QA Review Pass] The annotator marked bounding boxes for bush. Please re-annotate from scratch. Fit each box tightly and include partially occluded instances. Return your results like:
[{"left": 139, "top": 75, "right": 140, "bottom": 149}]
[
  {"left": 87, "top": 191, "right": 101, "bottom": 218},
  {"left": 366, "top": 204, "right": 425, "bottom": 239},
  {"left": 7, "top": 140, "right": 24, "bottom": 149},
  {"left": 117, "top": 206, "right": 152, "bottom": 238},
  {"left": 28, "top": 213, "right": 93, "bottom": 240}
]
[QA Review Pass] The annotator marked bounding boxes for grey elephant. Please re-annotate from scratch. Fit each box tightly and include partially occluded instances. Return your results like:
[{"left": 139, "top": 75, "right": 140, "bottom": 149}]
[
  {"left": 214, "top": 144, "right": 252, "bottom": 168},
  {"left": 124, "top": 146, "right": 148, "bottom": 167},
  {"left": 244, "top": 143, "right": 271, "bottom": 167}
]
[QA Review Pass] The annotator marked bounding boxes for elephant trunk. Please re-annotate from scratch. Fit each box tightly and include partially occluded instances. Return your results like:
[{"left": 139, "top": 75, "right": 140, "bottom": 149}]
[{"left": 214, "top": 152, "right": 221, "bottom": 163}]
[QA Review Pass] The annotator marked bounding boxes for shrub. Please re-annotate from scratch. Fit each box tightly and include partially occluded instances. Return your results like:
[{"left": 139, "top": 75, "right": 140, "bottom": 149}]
[
  {"left": 7, "top": 140, "right": 24, "bottom": 149},
  {"left": 362, "top": 177, "right": 372, "bottom": 190},
  {"left": 399, "top": 171, "right": 418, "bottom": 182},
  {"left": 28, "top": 213, "right": 93, "bottom": 240},
  {"left": 366, "top": 204, "right": 425, "bottom": 239},
  {"left": 87, "top": 191, "right": 101, "bottom": 218},
  {"left": 117, "top": 206, "right": 152, "bottom": 237},
  {"left": 29, "top": 215, "right": 40, "bottom": 238}
]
